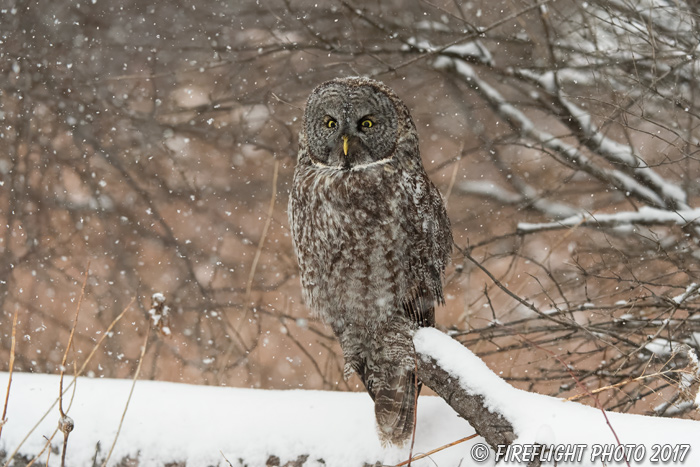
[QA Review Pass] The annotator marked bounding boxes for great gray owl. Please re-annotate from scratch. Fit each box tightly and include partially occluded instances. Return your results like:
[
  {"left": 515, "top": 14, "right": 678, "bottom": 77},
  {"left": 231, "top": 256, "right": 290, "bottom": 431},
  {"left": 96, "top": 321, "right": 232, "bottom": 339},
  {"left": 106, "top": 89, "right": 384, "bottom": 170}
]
[{"left": 288, "top": 77, "right": 452, "bottom": 445}]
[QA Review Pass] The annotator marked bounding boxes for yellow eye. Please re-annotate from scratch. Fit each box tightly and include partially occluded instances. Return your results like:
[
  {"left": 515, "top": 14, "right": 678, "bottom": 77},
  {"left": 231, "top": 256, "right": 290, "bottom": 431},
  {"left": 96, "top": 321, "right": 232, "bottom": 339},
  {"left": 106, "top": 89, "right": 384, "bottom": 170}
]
[
  {"left": 360, "top": 119, "right": 373, "bottom": 128},
  {"left": 327, "top": 119, "right": 337, "bottom": 129}
]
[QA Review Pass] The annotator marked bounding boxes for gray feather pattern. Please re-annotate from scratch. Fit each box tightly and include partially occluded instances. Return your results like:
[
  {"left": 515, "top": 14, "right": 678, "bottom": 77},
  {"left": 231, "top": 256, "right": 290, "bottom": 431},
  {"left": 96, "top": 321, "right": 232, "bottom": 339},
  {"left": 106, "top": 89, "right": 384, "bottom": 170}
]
[{"left": 289, "top": 77, "right": 452, "bottom": 445}]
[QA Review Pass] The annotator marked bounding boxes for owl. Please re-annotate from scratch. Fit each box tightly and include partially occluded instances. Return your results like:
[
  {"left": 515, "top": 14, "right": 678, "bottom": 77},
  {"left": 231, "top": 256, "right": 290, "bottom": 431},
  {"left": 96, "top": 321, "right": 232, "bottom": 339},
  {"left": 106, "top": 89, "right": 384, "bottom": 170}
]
[{"left": 288, "top": 77, "right": 452, "bottom": 445}]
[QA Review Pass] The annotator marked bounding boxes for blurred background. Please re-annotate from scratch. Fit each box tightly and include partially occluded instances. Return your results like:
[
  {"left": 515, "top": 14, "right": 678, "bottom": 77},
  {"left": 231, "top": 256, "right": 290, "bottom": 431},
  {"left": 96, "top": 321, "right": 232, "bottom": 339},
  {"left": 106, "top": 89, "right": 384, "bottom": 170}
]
[{"left": 1, "top": 0, "right": 699, "bottom": 418}]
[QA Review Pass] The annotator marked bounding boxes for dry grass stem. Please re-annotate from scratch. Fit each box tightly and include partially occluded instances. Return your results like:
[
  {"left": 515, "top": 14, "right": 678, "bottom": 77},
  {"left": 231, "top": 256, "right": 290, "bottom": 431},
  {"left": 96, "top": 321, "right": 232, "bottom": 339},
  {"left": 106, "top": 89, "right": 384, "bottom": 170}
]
[
  {"left": 521, "top": 334, "right": 631, "bottom": 467},
  {"left": 565, "top": 369, "right": 690, "bottom": 402},
  {"left": 2, "top": 298, "right": 134, "bottom": 467},
  {"left": 407, "top": 355, "right": 420, "bottom": 467},
  {"left": 24, "top": 430, "right": 58, "bottom": 467},
  {"left": 394, "top": 434, "right": 479, "bottom": 466},
  {"left": 220, "top": 450, "right": 235, "bottom": 467},
  {"left": 0, "top": 311, "right": 18, "bottom": 442},
  {"left": 442, "top": 155, "right": 461, "bottom": 208},
  {"left": 59, "top": 263, "right": 90, "bottom": 418},
  {"left": 76, "top": 298, "right": 135, "bottom": 377},
  {"left": 54, "top": 264, "right": 89, "bottom": 467},
  {"left": 101, "top": 321, "right": 152, "bottom": 467},
  {"left": 217, "top": 159, "right": 280, "bottom": 381},
  {"left": 245, "top": 159, "right": 280, "bottom": 303}
]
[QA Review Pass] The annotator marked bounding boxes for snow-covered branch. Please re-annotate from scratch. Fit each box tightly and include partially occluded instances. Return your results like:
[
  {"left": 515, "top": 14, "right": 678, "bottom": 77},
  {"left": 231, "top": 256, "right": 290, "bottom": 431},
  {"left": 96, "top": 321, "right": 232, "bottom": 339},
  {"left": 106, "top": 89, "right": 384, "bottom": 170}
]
[
  {"left": 516, "top": 206, "right": 700, "bottom": 233},
  {"left": 414, "top": 328, "right": 700, "bottom": 467},
  {"left": 414, "top": 331, "right": 517, "bottom": 452},
  {"left": 456, "top": 180, "right": 580, "bottom": 220},
  {"left": 434, "top": 56, "right": 670, "bottom": 210},
  {"left": 455, "top": 144, "right": 581, "bottom": 220},
  {"left": 512, "top": 68, "right": 689, "bottom": 212}
]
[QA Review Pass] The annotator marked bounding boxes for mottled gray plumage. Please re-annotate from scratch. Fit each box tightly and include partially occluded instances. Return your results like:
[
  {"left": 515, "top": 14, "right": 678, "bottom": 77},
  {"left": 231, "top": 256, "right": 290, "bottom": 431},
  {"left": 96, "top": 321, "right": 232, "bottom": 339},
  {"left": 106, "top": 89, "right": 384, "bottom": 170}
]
[{"left": 288, "top": 77, "right": 452, "bottom": 445}]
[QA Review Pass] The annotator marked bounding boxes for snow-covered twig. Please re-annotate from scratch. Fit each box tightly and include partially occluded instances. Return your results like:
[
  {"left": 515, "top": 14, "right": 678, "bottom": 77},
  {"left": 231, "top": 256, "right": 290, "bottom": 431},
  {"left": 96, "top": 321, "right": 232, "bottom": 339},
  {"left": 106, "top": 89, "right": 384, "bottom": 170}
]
[
  {"left": 673, "top": 283, "right": 700, "bottom": 306},
  {"left": 513, "top": 68, "right": 689, "bottom": 211},
  {"left": 434, "top": 57, "right": 670, "bottom": 210},
  {"left": 457, "top": 180, "right": 579, "bottom": 218},
  {"left": 517, "top": 206, "right": 700, "bottom": 233}
]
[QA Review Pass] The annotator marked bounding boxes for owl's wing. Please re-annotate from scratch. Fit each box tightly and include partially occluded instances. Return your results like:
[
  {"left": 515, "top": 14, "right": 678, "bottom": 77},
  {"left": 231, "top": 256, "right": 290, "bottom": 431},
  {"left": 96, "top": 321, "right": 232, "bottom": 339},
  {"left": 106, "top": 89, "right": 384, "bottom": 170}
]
[
  {"left": 403, "top": 286, "right": 436, "bottom": 327},
  {"left": 402, "top": 175, "right": 453, "bottom": 328}
]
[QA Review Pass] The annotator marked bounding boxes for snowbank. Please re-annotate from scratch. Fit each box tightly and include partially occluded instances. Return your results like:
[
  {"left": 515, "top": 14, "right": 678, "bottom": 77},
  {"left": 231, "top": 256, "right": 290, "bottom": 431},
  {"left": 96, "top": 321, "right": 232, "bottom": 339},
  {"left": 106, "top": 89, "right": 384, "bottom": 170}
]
[{"left": 0, "top": 372, "right": 473, "bottom": 466}]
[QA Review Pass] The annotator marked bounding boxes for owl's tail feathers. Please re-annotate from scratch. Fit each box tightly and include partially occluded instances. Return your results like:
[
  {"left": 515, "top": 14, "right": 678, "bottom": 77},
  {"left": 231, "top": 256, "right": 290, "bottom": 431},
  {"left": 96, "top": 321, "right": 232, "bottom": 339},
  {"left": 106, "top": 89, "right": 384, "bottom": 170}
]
[{"left": 374, "top": 369, "right": 420, "bottom": 446}]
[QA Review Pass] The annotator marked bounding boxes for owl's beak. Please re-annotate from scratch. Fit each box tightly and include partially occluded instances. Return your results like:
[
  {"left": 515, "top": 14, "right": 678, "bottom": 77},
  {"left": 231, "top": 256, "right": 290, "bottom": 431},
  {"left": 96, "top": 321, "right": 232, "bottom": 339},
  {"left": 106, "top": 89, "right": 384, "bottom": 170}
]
[{"left": 342, "top": 135, "right": 349, "bottom": 156}]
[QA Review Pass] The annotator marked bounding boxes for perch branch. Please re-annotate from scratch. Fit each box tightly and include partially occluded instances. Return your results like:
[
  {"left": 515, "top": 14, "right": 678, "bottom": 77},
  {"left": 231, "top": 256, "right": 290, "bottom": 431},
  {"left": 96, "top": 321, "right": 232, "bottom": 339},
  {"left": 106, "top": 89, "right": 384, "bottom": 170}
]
[{"left": 414, "top": 332, "right": 516, "bottom": 449}]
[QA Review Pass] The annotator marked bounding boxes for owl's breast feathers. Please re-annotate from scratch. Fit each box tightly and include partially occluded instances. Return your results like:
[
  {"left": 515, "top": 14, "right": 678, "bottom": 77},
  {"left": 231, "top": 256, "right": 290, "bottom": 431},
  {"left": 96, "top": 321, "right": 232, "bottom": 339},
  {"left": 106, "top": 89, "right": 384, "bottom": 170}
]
[{"left": 289, "top": 159, "right": 452, "bottom": 331}]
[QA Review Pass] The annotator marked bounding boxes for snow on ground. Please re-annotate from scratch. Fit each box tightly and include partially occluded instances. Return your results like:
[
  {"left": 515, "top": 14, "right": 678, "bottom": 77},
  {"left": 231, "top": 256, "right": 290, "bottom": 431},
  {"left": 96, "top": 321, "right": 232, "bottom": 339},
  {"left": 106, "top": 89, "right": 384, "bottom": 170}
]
[
  {"left": 0, "top": 371, "right": 474, "bottom": 467},
  {"left": 414, "top": 328, "right": 700, "bottom": 466},
  {"left": 2, "top": 329, "right": 699, "bottom": 466}
]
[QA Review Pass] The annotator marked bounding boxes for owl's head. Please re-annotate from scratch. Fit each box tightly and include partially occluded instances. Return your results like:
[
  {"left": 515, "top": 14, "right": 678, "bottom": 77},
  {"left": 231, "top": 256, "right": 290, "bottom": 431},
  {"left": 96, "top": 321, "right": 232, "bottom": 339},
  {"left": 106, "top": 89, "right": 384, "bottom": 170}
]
[{"left": 301, "top": 77, "right": 417, "bottom": 170}]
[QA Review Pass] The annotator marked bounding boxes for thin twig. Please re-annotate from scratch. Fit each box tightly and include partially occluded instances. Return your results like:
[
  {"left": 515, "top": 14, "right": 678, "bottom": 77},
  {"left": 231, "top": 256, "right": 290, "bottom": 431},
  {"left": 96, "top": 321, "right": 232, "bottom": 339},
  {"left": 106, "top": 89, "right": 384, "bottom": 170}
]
[
  {"left": 0, "top": 311, "right": 18, "bottom": 442},
  {"left": 520, "top": 334, "right": 631, "bottom": 467},
  {"left": 565, "top": 369, "right": 689, "bottom": 402},
  {"left": 76, "top": 298, "right": 135, "bottom": 378},
  {"left": 270, "top": 92, "right": 303, "bottom": 111},
  {"left": 277, "top": 317, "right": 334, "bottom": 389}
]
